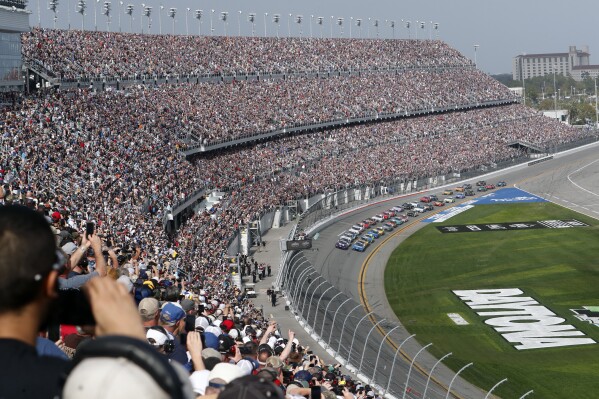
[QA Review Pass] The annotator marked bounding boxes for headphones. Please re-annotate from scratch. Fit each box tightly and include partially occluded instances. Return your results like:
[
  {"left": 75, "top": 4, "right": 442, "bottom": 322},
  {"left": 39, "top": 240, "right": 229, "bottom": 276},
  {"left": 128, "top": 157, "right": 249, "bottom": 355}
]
[
  {"left": 68, "top": 336, "right": 185, "bottom": 399},
  {"left": 147, "top": 325, "right": 175, "bottom": 354}
]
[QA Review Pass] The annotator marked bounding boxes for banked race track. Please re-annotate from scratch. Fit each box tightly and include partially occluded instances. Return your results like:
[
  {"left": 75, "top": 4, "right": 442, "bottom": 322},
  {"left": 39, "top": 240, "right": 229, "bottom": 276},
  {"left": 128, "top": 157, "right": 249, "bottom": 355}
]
[{"left": 299, "top": 141, "right": 599, "bottom": 398}]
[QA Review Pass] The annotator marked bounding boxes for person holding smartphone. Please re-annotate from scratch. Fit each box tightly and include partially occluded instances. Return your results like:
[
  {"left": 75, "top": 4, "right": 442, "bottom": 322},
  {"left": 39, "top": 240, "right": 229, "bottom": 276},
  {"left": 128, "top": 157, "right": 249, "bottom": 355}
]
[{"left": 58, "top": 225, "right": 107, "bottom": 290}]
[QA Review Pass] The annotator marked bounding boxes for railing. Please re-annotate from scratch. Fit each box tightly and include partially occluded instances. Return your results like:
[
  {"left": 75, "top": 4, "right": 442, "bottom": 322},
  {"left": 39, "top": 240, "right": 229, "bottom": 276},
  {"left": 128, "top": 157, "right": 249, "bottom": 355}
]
[
  {"left": 0, "top": 0, "right": 26, "bottom": 9},
  {"left": 183, "top": 99, "right": 518, "bottom": 156}
]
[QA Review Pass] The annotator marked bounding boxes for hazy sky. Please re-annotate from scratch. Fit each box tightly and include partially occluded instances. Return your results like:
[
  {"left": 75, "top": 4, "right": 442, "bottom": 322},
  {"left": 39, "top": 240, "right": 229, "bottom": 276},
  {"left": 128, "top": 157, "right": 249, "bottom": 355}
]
[{"left": 30, "top": 0, "right": 599, "bottom": 75}]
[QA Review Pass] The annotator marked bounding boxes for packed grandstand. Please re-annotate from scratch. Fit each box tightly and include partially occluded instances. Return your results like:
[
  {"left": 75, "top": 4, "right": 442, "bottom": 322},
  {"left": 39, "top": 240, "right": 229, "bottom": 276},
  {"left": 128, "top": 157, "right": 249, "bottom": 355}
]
[{"left": 1, "top": 28, "right": 597, "bottom": 398}]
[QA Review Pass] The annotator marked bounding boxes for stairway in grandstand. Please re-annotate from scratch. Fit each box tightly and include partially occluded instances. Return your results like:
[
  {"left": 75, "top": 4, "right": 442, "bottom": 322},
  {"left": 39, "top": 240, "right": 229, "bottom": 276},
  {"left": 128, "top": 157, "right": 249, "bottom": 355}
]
[{"left": 507, "top": 140, "right": 545, "bottom": 153}]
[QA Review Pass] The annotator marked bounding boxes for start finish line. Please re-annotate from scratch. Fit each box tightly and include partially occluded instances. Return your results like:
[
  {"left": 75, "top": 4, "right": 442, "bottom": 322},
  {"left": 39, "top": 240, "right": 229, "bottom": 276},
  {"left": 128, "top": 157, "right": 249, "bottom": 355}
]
[{"left": 453, "top": 289, "right": 596, "bottom": 350}]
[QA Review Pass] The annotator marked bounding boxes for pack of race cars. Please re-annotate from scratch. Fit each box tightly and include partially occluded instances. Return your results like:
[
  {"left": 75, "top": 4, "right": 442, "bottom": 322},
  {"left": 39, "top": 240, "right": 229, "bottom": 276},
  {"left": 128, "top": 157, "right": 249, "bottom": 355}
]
[{"left": 335, "top": 180, "right": 507, "bottom": 252}]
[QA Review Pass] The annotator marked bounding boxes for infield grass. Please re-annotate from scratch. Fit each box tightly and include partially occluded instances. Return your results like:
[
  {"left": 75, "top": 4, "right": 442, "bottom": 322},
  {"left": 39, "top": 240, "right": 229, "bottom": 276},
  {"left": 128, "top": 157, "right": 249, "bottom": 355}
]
[{"left": 384, "top": 202, "right": 599, "bottom": 399}]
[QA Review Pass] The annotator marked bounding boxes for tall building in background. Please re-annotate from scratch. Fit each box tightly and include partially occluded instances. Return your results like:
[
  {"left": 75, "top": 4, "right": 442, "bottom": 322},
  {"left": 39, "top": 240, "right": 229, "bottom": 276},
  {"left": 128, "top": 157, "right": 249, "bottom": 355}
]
[
  {"left": 0, "top": 1, "right": 30, "bottom": 92},
  {"left": 513, "top": 46, "right": 599, "bottom": 82}
]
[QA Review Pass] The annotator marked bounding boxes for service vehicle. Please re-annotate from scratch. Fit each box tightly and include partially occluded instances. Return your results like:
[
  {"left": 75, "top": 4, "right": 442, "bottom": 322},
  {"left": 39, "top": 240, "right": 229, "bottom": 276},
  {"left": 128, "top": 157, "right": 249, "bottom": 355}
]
[
  {"left": 433, "top": 201, "right": 445, "bottom": 207},
  {"left": 352, "top": 241, "right": 368, "bottom": 252}
]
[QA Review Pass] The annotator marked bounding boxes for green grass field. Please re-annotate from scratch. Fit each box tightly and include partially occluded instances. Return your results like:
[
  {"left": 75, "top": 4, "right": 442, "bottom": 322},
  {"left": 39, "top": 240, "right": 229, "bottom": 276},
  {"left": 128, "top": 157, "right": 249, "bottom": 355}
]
[{"left": 384, "top": 202, "right": 599, "bottom": 399}]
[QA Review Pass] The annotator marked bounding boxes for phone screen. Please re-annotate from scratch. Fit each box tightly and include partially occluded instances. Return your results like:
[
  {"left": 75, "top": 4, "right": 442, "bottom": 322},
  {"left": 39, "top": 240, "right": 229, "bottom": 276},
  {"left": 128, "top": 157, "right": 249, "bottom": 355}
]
[
  {"left": 310, "top": 386, "right": 321, "bottom": 399},
  {"left": 86, "top": 221, "right": 95, "bottom": 237}
]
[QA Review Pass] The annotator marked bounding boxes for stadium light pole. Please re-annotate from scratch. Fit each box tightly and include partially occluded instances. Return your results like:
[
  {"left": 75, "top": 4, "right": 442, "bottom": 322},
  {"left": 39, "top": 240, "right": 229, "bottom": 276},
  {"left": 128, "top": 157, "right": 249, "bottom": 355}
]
[
  {"left": 125, "top": 3, "right": 132, "bottom": 32},
  {"left": 49, "top": 0, "right": 59, "bottom": 29},
  {"left": 367, "top": 17, "right": 370, "bottom": 38},
  {"left": 272, "top": 14, "right": 280, "bottom": 38},
  {"left": 329, "top": 15, "right": 333, "bottom": 38},
  {"left": 402, "top": 19, "right": 411, "bottom": 39},
  {"left": 67, "top": 0, "right": 71, "bottom": 29},
  {"left": 37, "top": 0, "right": 41, "bottom": 27},
  {"left": 103, "top": 1, "right": 111, "bottom": 31},
  {"left": 168, "top": 7, "right": 176, "bottom": 35},
  {"left": 296, "top": 15, "right": 303, "bottom": 39},
  {"left": 595, "top": 76, "right": 598, "bottom": 128},
  {"left": 248, "top": 13, "right": 256, "bottom": 37},
  {"left": 94, "top": 0, "right": 99, "bottom": 31},
  {"left": 158, "top": 4, "right": 163, "bottom": 34},
  {"left": 77, "top": 0, "right": 86, "bottom": 30},
  {"left": 349, "top": 17, "right": 353, "bottom": 39},
  {"left": 263, "top": 12, "right": 267, "bottom": 37},
  {"left": 118, "top": 1, "right": 123, "bottom": 32},
  {"left": 220, "top": 11, "right": 228, "bottom": 37},
  {"left": 185, "top": 8, "right": 191, "bottom": 35},
  {"left": 317, "top": 16, "right": 323, "bottom": 38},
  {"left": 210, "top": 9, "right": 214, "bottom": 35},
  {"left": 388, "top": 20, "right": 395, "bottom": 39},
  {"left": 429, "top": 20, "right": 433, "bottom": 40},
  {"left": 195, "top": 9, "right": 202, "bottom": 35},
  {"left": 419, "top": 20, "right": 425, "bottom": 39},
  {"left": 143, "top": 5, "right": 151, "bottom": 33},
  {"left": 373, "top": 19, "right": 379, "bottom": 38},
  {"left": 337, "top": 17, "right": 343, "bottom": 37},
  {"left": 236, "top": 10, "right": 241, "bottom": 36},
  {"left": 434, "top": 22, "right": 439, "bottom": 39},
  {"left": 286, "top": 13, "right": 291, "bottom": 37},
  {"left": 356, "top": 18, "right": 362, "bottom": 39},
  {"left": 140, "top": 3, "right": 144, "bottom": 33},
  {"left": 474, "top": 44, "right": 479, "bottom": 68},
  {"left": 310, "top": 15, "right": 313, "bottom": 38}
]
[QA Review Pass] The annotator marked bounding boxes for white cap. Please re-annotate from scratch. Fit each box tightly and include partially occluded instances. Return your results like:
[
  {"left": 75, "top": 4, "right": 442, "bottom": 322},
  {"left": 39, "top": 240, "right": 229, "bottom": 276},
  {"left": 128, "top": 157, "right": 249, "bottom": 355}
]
[
  {"left": 208, "top": 363, "right": 244, "bottom": 384},
  {"left": 146, "top": 328, "right": 168, "bottom": 346},
  {"left": 195, "top": 317, "right": 210, "bottom": 331}
]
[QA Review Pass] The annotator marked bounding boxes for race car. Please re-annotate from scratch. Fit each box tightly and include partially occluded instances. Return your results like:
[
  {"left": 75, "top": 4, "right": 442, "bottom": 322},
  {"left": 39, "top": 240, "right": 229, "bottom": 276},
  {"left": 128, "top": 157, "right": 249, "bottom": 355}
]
[
  {"left": 360, "top": 221, "right": 371, "bottom": 229},
  {"left": 374, "top": 227, "right": 385, "bottom": 236},
  {"left": 402, "top": 203, "right": 414, "bottom": 210},
  {"left": 433, "top": 201, "right": 445, "bottom": 207},
  {"left": 455, "top": 193, "right": 465, "bottom": 199},
  {"left": 386, "top": 219, "right": 398, "bottom": 227},
  {"left": 444, "top": 198, "right": 456, "bottom": 203},
  {"left": 381, "top": 223, "right": 393, "bottom": 231},
  {"left": 384, "top": 210, "right": 396, "bottom": 217},
  {"left": 428, "top": 194, "right": 439, "bottom": 201},
  {"left": 497, "top": 181, "right": 507, "bottom": 187},
  {"left": 455, "top": 186, "right": 465, "bottom": 192},
  {"left": 365, "top": 218, "right": 377, "bottom": 226},
  {"left": 406, "top": 210, "right": 417, "bottom": 217},
  {"left": 420, "top": 196, "right": 431, "bottom": 203},
  {"left": 477, "top": 186, "right": 487, "bottom": 192},
  {"left": 335, "top": 240, "right": 350, "bottom": 250},
  {"left": 361, "top": 234, "right": 375, "bottom": 243},
  {"left": 476, "top": 180, "right": 486, "bottom": 186},
  {"left": 390, "top": 217, "right": 404, "bottom": 225},
  {"left": 443, "top": 189, "right": 453, "bottom": 195},
  {"left": 423, "top": 204, "right": 434, "bottom": 211},
  {"left": 368, "top": 229, "right": 380, "bottom": 239},
  {"left": 485, "top": 184, "right": 495, "bottom": 190},
  {"left": 465, "top": 190, "right": 475, "bottom": 196},
  {"left": 352, "top": 241, "right": 368, "bottom": 252},
  {"left": 463, "top": 183, "right": 472, "bottom": 189}
]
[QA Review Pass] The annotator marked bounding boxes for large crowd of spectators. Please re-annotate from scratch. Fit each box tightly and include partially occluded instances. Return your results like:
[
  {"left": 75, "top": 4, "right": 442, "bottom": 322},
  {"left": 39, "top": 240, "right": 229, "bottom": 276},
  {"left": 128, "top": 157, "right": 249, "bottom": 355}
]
[
  {"left": 23, "top": 28, "right": 472, "bottom": 79},
  {"left": 2, "top": 33, "right": 597, "bottom": 399}
]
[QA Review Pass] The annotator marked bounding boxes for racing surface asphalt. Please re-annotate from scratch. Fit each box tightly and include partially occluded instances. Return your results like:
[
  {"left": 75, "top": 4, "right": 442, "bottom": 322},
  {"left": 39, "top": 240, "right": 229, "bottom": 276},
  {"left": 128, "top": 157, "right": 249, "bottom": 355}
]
[{"left": 250, "top": 141, "right": 599, "bottom": 399}]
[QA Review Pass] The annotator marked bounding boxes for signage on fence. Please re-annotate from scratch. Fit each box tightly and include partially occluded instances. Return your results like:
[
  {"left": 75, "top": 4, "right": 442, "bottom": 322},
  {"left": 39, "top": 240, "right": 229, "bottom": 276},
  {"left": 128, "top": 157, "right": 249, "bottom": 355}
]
[
  {"left": 437, "top": 219, "right": 588, "bottom": 233},
  {"left": 453, "top": 289, "right": 596, "bottom": 350}
]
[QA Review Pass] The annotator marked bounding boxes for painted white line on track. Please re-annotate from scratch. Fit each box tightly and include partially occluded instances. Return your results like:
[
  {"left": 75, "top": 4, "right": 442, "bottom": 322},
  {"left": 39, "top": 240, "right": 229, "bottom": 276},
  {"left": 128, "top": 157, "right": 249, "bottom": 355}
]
[{"left": 567, "top": 158, "right": 599, "bottom": 197}]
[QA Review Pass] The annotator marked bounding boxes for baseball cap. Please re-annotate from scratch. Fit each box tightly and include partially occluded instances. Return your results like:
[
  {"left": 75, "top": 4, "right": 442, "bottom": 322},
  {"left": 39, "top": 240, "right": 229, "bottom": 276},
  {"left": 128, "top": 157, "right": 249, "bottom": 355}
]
[
  {"left": 195, "top": 316, "right": 210, "bottom": 332},
  {"left": 180, "top": 299, "right": 196, "bottom": 313},
  {"left": 146, "top": 328, "right": 168, "bottom": 347},
  {"left": 265, "top": 356, "right": 284, "bottom": 370},
  {"left": 208, "top": 363, "right": 244, "bottom": 386},
  {"left": 219, "top": 375, "right": 284, "bottom": 399},
  {"left": 61, "top": 242, "right": 78, "bottom": 256},
  {"left": 138, "top": 298, "right": 159, "bottom": 319},
  {"left": 220, "top": 319, "right": 235, "bottom": 333},
  {"left": 258, "top": 343, "right": 274, "bottom": 357},
  {"left": 160, "top": 303, "right": 185, "bottom": 326},
  {"left": 217, "top": 334, "right": 235, "bottom": 354}
]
